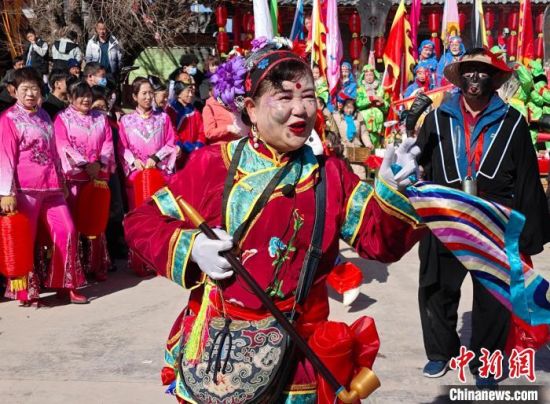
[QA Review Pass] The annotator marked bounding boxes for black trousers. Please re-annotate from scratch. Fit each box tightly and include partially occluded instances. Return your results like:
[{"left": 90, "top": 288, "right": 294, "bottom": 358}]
[{"left": 418, "top": 234, "right": 510, "bottom": 373}]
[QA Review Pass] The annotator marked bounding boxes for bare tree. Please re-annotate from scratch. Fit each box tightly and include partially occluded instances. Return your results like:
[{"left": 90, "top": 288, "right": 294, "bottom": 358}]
[{"left": 6, "top": 0, "right": 215, "bottom": 59}]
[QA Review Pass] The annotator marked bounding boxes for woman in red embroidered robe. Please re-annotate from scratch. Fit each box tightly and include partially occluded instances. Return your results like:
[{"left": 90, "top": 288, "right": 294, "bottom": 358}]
[{"left": 124, "top": 43, "right": 425, "bottom": 403}]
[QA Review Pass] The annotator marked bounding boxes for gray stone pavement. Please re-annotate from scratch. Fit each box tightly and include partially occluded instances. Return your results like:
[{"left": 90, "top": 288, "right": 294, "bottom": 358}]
[{"left": 1, "top": 242, "right": 549, "bottom": 404}]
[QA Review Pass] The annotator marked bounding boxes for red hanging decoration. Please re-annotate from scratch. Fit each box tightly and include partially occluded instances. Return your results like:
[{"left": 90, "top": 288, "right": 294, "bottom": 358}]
[
  {"left": 535, "top": 12, "right": 544, "bottom": 59},
  {"left": 458, "top": 11, "right": 467, "bottom": 33},
  {"left": 133, "top": 168, "right": 166, "bottom": 208},
  {"left": 485, "top": 9, "right": 496, "bottom": 48},
  {"left": 508, "top": 10, "right": 519, "bottom": 61},
  {"left": 233, "top": 7, "right": 242, "bottom": 48},
  {"left": 348, "top": 11, "right": 361, "bottom": 37},
  {"left": 215, "top": 4, "right": 228, "bottom": 28},
  {"left": 349, "top": 37, "right": 362, "bottom": 66},
  {"left": 217, "top": 31, "right": 230, "bottom": 55},
  {"left": 75, "top": 180, "right": 111, "bottom": 238},
  {"left": 374, "top": 37, "right": 385, "bottom": 64},
  {"left": 242, "top": 12, "right": 254, "bottom": 50},
  {"left": 0, "top": 212, "right": 33, "bottom": 289},
  {"left": 348, "top": 10, "right": 361, "bottom": 66},
  {"left": 428, "top": 11, "right": 442, "bottom": 58}
]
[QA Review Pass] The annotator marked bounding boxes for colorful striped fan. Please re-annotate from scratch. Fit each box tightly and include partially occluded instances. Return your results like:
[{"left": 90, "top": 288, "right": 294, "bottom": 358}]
[{"left": 406, "top": 182, "right": 550, "bottom": 327}]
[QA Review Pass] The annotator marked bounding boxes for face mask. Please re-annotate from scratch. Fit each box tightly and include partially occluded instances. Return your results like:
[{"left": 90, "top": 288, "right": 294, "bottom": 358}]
[
  {"left": 97, "top": 77, "right": 107, "bottom": 87},
  {"left": 187, "top": 67, "right": 197, "bottom": 76}
]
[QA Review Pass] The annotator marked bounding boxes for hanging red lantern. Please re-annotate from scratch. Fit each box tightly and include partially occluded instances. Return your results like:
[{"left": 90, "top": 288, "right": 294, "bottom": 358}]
[
  {"left": 133, "top": 168, "right": 166, "bottom": 208},
  {"left": 75, "top": 180, "right": 111, "bottom": 238},
  {"left": 348, "top": 11, "right": 361, "bottom": 37},
  {"left": 374, "top": 37, "right": 385, "bottom": 64},
  {"left": 349, "top": 37, "right": 362, "bottom": 66},
  {"left": 0, "top": 212, "right": 33, "bottom": 291},
  {"left": 215, "top": 4, "right": 228, "bottom": 29},
  {"left": 233, "top": 7, "right": 242, "bottom": 48},
  {"left": 217, "top": 31, "right": 230, "bottom": 54},
  {"left": 508, "top": 11, "right": 519, "bottom": 61},
  {"left": 458, "top": 11, "right": 467, "bottom": 33},
  {"left": 484, "top": 9, "right": 495, "bottom": 48},
  {"left": 428, "top": 11, "right": 442, "bottom": 58},
  {"left": 535, "top": 12, "right": 544, "bottom": 59}
]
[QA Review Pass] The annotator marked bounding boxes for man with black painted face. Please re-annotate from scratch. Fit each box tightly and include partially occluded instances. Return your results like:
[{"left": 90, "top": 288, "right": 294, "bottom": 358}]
[{"left": 415, "top": 49, "right": 550, "bottom": 384}]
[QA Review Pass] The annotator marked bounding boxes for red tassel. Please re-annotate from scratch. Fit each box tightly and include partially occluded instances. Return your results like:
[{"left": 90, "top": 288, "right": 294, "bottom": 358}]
[
  {"left": 0, "top": 212, "right": 33, "bottom": 279},
  {"left": 327, "top": 262, "right": 363, "bottom": 293},
  {"left": 133, "top": 168, "right": 166, "bottom": 208},
  {"left": 75, "top": 180, "right": 111, "bottom": 238}
]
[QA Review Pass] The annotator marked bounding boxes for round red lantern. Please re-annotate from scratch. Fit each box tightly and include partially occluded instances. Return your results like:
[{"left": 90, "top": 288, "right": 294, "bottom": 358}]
[
  {"left": 508, "top": 11, "right": 519, "bottom": 61},
  {"left": 215, "top": 4, "right": 228, "bottom": 29},
  {"left": 349, "top": 37, "right": 362, "bottom": 66},
  {"left": 374, "top": 36, "right": 385, "bottom": 64},
  {"left": 508, "top": 11, "right": 519, "bottom": 32},
  {"left": 0, "top": 212, "right": 33, "bottom": 291},
  {"left": 133, "top": 168, "right": 166, "bottom": 208},
  {"left": 484, "top": 9, "right": 496, "bottom": 48},
  {"left": 76, "top": 180, "right": 111, "bottom": 238},
  {"left": 348, "top": 11, "right": 361, "bottom": 37}
]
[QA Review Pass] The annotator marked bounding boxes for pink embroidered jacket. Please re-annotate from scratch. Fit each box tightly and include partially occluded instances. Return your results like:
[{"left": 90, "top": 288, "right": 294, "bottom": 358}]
[
  {"left": 0, "top": 103, "right": 63, "bottom": 195},
  {"left": 54, "top": 106, "right": 115, "bottom": 182},
  {"left": 118, "top": 110, "right": 177, "bottom": 177}
]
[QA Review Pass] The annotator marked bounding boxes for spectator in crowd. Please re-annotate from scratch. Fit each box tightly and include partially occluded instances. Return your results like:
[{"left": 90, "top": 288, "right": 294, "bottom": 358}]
[
  {"left": 42, "top": 69, "right": 70, "bottom": 119},
  {"left": 84, "top": 62, "right": 107, "bottom": 88},
  {"left": 416, "top": 40, "right": 438, "bottom": 74},
  {"left": 180, "top": 53, "right": 204, "bottom": 92},
  {"left": 356, "top": 64, "right": 388, "bottom": 148},
  {"left": 54, "top": 80, "right": 115, "bottom": 283},
  {"left": 148, "top": 75, "right": 168, "bottom": 112},
  {"left": 404, "top": 66, "right": 432, "bottom": 98},
  {"left": 203, "top": 92, "right": 245, "bottom": 145},
  {"left": 0, "top": 67, "right": 86, "bottom": 305},
  {"left": 338, "top": 61, "right": 357, "bottom": 101},
  {"left": 316, "top": 96, "right": 338, "bottom": 136},
  {"left": 68, "top": 58, "right": 82, "bottom": 79},
  {"left": 85, "top": 20, "right": 122, "bottom": 79},
  {"left": 0, "top": 70, "right": 17, "bottom": 113},
  {"left": 2, "top": 56, "right": 24, "bottom": 83},
  {"left": 22, "top": 28, "right": 49, "bottom": 81},
  {"left": 52, "top": 30, "right": 82, "bottom": 71},
  {"left": 166, "top": 81, "right": 205, "bottom": 163},
  {"left": 313, "top": 63, "right": 329, "bottom": 105},
  {"left": 91, "top": 85, "right": 109, "bottom": 112},
  {"left": 436, "top": 36, "right": 465, "bottom": 86},
  {"left": 167, "top": 66, "right": 192, "bottom": 102},
  {"left": 199, "top": 55, "right": 220, "bottom": 102},
  {"left": 118, "top": 77, "right": 178, "bottom": 276},
  {"left": 332, "top": 98, "right": 372, "bottom": 179}
]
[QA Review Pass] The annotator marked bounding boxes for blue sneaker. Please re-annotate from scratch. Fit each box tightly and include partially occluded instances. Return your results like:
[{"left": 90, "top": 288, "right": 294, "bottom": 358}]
[{"left": 423, "top": 360, "right": 449, "bottom": 378}]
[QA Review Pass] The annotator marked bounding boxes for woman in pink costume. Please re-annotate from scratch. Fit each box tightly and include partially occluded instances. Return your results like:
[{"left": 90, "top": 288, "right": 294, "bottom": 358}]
[
  {"left": 118, "top": 77, "right": 177, "bottom": 276},
  {"left": 0, "top": 67, "right": 87, "bottom": 305},
  {"left": 54, "top": 80, "right": 115, "bottom": 282}
]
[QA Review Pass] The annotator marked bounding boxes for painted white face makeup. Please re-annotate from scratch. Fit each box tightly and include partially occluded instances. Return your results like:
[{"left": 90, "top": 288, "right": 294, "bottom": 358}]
[{"left": 247, "top": 75, "right": 317, "bottom": 154}]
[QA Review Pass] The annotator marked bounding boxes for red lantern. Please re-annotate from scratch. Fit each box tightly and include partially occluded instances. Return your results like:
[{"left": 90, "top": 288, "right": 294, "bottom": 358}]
[
  {"left": 75, "top": 180, "right": 111, "bottom": 238},
  {"left": 508, "top": 11, "right": 519, "bottom": 61},
  {"left": 0, "top": 212, "right": 33, "bottom": 287},
  {"left": 535, "top": 12, "right": 544, "bottom": 59},
  {"left": 348, "top": 11, "right": 361, "bottom": 37},
  {"left": 374, "top": 37, "right": 385, "bottom": 64},
  {"left": 215, "top": 4, "right": 228, "bottom": 29},
  {"left": 217, "top": 31, "right": 230, "bottom": 54},
  {"left": 349, "top": 37, "right": 362, "bottom": 66},
  {"left": 485, "top": 9, "right": 496, "bottom": 48},
  {"left": 133, "top": 168, "right": 166, "bottom": 208},
  {"left": 233, "top": 7, "right": 242, "bottom": 48},
  {"left": 535, "top": 12, "right": 544, "bottom": 33},
  {"left": 458, "top": 11, "right": 467, "bottom": 33},
  {"left": 428, "top": 12, "right": 441, "bottom": 33}
]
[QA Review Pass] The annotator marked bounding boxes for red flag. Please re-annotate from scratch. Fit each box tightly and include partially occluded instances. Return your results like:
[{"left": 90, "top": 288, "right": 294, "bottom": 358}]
[
  {"left": 382, "top": 0, "right": 415, "bottom": 102},
  {"left": 517, "top": 0, "right": 535, "bottom": 65}
]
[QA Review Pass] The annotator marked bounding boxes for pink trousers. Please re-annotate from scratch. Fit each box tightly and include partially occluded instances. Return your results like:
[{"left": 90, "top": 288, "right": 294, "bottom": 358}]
[
  {"left": 67, "top": 181, "right": 111, "bottom": 279},
  {"left": 5, "top": 191, "right": 85, "bottom": 300}
]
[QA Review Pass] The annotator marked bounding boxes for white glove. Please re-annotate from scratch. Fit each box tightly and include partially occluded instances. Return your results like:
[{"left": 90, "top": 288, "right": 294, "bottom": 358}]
[
  {"left": 306, "top": 129, "right": 325, "bottom": 156},
  {"left": 378, "top": 138, "right": 420, "bottom": 190},
  {"left": 191, "top": 229, "right": 234, "bottom": 280}
]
